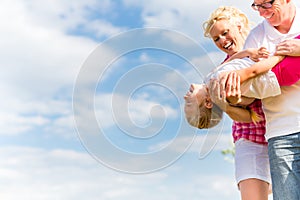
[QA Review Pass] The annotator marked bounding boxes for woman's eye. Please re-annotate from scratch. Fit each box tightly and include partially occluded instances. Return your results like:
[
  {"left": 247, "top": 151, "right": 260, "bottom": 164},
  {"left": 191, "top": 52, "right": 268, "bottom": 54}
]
[{"left": 222, "top": 30, "right": 229, "bottom": 36}]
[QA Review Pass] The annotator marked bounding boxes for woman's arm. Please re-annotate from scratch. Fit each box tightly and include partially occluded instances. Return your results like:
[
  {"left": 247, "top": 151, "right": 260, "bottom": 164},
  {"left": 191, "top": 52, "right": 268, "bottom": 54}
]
[
  {"left": 225, "top": 104, "right": 253, "bottom": 123},
  {"left": 208, "top": 79, "right": 258, "bottom": 123}
]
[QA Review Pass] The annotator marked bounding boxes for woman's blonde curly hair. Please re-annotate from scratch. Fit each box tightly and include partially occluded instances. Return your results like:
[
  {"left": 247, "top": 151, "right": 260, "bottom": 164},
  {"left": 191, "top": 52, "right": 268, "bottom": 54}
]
[{"left": 203, "top": 6, "right": 251, "bottom": 41}]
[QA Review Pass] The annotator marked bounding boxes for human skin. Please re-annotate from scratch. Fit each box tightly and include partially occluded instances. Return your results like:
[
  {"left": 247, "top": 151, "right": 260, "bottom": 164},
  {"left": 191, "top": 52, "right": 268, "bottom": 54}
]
[{"left": 207, "top": 8, "right": 270, "bottom": 200}]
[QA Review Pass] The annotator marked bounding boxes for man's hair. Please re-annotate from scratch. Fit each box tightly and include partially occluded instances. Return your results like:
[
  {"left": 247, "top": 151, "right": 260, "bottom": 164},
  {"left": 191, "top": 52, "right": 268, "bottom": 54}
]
[
  {"left": 202, "top": 6, "right": 251, "bottom": 41},
  {"left": 185, "top": 103, "right": 223, "bottom": 129}
]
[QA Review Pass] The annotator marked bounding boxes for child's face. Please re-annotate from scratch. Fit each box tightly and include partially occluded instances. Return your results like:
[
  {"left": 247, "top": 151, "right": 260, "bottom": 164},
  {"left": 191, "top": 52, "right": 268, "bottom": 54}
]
[
  {"left": 184, "top": 84, "right": 210, "bottom": 115},
  {"left": 184, "top": 84, "right": 207, "bottom": 105}
]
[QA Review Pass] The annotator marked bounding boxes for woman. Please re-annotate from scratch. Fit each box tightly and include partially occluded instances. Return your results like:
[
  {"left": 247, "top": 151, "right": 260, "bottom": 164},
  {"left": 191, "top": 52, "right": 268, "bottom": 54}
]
[{"left": 202, "top": 6, "right": 271, "bottom": 200}]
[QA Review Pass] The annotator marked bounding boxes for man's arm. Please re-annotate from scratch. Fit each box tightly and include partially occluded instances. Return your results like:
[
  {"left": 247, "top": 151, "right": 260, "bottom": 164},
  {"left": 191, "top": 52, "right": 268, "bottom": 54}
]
[
  {"left": 219, "top": 57, "right": 282, "bottom": 101},
  {"left": 275, "top": 37, "right": 300, "bottom": 56},
  {"left": 236, "top": 55, "right": 284, "bottom": 83}
]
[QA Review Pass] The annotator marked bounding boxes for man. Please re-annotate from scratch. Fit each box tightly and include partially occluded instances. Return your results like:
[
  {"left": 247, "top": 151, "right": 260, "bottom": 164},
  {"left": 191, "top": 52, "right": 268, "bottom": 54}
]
[{"left": 225, "top": 0, "right": 300, "bottom": 199}]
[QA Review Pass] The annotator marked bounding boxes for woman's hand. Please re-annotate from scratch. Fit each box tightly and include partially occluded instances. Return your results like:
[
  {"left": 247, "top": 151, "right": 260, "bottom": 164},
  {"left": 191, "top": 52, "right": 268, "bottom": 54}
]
[
  {"left": 208, "top": 79, "right": 229, "bottom": 112},
  {"left": 219, "top": 71, "right": 241, "bottom": 105},
  {"left": 208, "top": 78, "right": 255, "bottom": 123}
]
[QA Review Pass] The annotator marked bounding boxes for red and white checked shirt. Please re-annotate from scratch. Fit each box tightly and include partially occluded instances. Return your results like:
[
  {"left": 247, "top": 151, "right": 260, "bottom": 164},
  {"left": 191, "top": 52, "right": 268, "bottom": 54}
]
[
  {"left": 222, "top": 56, "right": 267, "bottom": 145},
  {"left": 232, "top": 99, "right": 267, "bottom": 144}
]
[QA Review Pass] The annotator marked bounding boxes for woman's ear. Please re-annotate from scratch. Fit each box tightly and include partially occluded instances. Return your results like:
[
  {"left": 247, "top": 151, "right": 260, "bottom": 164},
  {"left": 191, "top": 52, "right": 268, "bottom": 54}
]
[{"left": 237, "top": 24, "right": 242, "bottom": 33}]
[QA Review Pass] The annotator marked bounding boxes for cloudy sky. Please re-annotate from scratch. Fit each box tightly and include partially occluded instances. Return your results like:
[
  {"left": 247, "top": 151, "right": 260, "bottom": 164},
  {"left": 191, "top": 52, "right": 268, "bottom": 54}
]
[{"left": 2, "top": 0, "right": 299, "bottom": 199}]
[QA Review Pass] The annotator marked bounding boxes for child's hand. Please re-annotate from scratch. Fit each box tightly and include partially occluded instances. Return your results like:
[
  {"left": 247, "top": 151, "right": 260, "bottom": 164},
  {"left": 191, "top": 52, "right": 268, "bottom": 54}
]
[{"left": 248, "top": 47, "right": 269, "bottom": 62}]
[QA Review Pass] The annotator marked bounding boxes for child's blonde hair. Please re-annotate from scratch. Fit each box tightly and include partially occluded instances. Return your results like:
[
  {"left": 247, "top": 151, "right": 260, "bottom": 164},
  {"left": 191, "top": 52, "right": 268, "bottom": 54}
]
[
  {"left": 249, "top": 108, "right": 263, "bottom": 124},
  {"left": 185, "top": 101, "right": 261, "bottom": 129},
  {"left": 185, "top": 102, "right": 223, "bottom": 129},
  {"left": 203, "top": 6, "right": 251, "bottom": 41}
]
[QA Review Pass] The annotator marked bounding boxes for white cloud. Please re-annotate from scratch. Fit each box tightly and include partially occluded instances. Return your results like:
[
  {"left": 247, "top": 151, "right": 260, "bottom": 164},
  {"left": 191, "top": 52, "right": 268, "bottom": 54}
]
[
  {"left": 94, "top": 92, "right": 178, "bottom": 129},
  {"left": 139, "top": 52, "right": 151, "bottom": 62},
  {"left": 7, "top": 0, "right": 116, "bottom": 33},
  {"left": 148, "top": 122, "right": 233, "bottom": 155},
  {"left": 0, "top": 113, "right": 49, "bottom": 135},
  {"left": 0, "top": 146, "right": 240, "bottom": 200},
  {"left": 0, "top": 0, "right": 106, "bottom": 136},
  {"left": 123, "top": 0, "right": 260, "bottom": 41},
  {"left": 82, "top": 19, "right": 126, "bottom": 39},
  {"left": 0, "top": 1, "right": 283, "bottom": 199}
]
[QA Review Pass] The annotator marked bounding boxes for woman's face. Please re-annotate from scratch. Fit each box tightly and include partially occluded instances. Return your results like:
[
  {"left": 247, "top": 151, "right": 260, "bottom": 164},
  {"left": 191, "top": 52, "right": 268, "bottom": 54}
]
[{"left": 209, "top": 19, "right": 244, "bottom": 56}]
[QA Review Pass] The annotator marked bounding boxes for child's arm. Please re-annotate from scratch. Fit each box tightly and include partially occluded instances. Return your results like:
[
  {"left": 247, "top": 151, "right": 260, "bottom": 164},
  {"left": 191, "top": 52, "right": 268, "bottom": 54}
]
[
  {"left": 225, "top": 47, "right": 269, "bottom": 63},
  {"left": 236, "top": 55, "right": 285, "bottom": 83}
]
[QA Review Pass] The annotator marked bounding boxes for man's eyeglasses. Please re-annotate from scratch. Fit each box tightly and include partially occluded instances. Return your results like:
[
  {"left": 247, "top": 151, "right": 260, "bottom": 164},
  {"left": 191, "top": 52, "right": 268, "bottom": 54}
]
[{"left": 251, "top": 0, "right": 275, "bottom": 11}]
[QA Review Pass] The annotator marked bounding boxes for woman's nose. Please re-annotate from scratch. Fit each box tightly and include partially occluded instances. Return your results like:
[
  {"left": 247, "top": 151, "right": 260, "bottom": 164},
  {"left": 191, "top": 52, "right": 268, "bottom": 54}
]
[{"left": 218, "top": 36, "right": 226, "bottom": 44}]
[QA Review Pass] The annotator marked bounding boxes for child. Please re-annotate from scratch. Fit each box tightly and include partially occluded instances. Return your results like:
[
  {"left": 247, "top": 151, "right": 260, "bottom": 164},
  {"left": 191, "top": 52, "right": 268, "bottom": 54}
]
[{"left": 184, "top": 47, "right": 300, "bottom": 129}]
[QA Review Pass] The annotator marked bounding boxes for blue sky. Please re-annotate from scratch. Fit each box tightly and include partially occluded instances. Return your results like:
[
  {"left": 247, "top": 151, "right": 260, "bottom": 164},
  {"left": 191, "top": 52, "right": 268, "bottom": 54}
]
[{"left": 2, "top": 0, "right": 300, "bottom": 199}]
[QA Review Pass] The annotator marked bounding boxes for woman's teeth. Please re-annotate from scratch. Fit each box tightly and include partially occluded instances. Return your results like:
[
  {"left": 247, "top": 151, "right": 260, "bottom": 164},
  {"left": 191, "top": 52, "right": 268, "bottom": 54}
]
[{"left": 224, "top": 42, "right": 233, "bottom": 49}]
